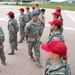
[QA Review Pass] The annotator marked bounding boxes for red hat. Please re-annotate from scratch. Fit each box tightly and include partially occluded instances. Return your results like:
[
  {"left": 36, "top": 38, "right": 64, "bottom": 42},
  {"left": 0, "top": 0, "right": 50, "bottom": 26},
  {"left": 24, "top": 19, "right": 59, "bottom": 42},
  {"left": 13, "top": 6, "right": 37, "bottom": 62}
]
[
  {"left": 49, "top": 19, "right": 62, "bottom": 27},
  {"left": 26, "top": 7, "right": 30, "bottom": 10},
  {"left": 52, "top": 11, "right": 60, "bottom": 17},
  {"left": 56, "top": 7, "right": 61, "bottom": 13},
  {"left": 7, "top": 11, "right": 14, "bottom": 16},
  {"left": 35, "top": 4, "right": 38, "bottom": 6},
  {"left": 41, "top": 41, "right": 67, "bottom": 56},
  {"left": 19, "top": 8, "right": 24, "bottom": 12},
  {"left": 32, "top": 6, "right": 35, "bottom": 9}
]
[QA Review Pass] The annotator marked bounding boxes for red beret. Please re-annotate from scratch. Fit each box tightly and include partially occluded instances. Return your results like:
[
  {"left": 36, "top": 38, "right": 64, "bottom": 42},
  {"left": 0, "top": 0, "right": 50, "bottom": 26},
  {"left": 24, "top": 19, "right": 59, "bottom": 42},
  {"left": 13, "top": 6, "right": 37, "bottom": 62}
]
[
  {"left": 49, "top": 19, "right": 62, "bottom": 27},
  {"left": 41, "top": 40, "right": 67, "bottom": 56},
  {"left": 7, "top": 11, "right": 14, "bottom": 16},
  {"left": 19, "top": 8, "right": 24, "bottom": 12}
]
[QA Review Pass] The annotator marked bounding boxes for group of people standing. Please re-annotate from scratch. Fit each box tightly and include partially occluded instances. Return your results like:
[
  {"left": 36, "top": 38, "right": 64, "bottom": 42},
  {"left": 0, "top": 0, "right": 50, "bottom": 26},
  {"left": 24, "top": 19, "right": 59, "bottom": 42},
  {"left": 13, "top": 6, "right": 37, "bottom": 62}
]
[{"left": 0, "top": 3, "right": 72, "bottom": 75}]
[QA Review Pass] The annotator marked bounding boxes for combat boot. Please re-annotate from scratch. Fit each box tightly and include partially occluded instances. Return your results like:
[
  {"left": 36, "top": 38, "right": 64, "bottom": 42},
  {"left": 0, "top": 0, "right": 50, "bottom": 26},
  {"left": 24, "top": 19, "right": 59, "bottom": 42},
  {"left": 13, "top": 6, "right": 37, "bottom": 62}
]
[
  {"left": 8, "top": 51, "right": 15, "bottom": 55},
  {"left": 36, "top": 60, "right": 42, "bottom": 67},
  {"left": 30, "top": 56, "right": 36, "bottom": 62},
  {"left": 1, "top": 61, "right": 6, "bottom": 65},
  {"left": 15, "top": 47, "right": 18, "bottom": 50}
]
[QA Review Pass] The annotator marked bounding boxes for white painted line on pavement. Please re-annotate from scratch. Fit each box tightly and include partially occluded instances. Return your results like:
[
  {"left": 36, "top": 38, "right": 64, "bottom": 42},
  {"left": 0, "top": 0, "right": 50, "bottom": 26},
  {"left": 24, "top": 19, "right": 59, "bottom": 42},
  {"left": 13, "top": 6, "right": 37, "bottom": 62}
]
[
  {"left": 65, "top": 10, "right": 75, "bottom": 24},
  {"left": 0, "top": 13, "right": 75, "bottom": 31}
]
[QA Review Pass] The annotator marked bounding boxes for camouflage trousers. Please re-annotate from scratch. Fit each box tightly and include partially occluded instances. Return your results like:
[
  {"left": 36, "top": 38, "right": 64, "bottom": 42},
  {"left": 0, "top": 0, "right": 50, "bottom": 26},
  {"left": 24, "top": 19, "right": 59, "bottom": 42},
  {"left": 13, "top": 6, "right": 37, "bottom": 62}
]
[
  {"left": 14, "top": 36, "right": 18, "bottom": 49},
  {"left": 0, "top": 47, "right": 6, "bottom": 62},
  {"left": 28, "top": 42, "right": 40, "bottom": 61},
  {"left": 39, "top": 28, "right": 44, "bottom": 37},
  {"left": 9, "top": 37, "right": 16, "bottom": 53},
  {"left": 20, "top": 26, "right": 25, "bottom": 41}
]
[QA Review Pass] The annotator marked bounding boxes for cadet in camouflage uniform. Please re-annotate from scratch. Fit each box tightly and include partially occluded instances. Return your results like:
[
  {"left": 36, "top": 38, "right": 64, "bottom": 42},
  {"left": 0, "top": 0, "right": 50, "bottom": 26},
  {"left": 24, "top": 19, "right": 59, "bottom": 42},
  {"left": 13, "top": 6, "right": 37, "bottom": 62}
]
[
  {"left": 25, "top": 11, "right": 42, "bottom": 67},
  {"left": 48, "top": 11, "right": 60, "bottom": 38},
  {"left": 56, "top": 6, "right": 63, "bottom": 34},
  {"left": 39, "top": 8, "right": 45, "bottom": 38},
  {"left": 7, "top": 11, "right": 19, "bottom": 55},
  {"left": 0, "top": 27, "right": 6, "bottom": 65},
  {"left": 41, "top": 41, "right": 71, "bottom": 75},
  {"left": 25, "top": 7, "right": 32, "bottom": 22},
  {"left": 34, "top": 4, "right": 41, "bottom": 15},
  {"left": 46, "top": 19, "right": 65, "bottom": 66},
  {"left": 18, "top": 8, "right": 27, "bottom": 43},
  {"left": 47, "top": 19, "right": 64, "bottom": 44}
]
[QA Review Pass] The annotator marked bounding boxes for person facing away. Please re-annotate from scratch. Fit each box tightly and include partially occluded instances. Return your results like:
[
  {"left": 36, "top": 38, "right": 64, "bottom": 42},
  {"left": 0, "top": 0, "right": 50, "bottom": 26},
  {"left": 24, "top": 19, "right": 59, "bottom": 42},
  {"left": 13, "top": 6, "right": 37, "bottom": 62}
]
[{"left": 41, "top": 40, "right": 71, "bottom": 75}]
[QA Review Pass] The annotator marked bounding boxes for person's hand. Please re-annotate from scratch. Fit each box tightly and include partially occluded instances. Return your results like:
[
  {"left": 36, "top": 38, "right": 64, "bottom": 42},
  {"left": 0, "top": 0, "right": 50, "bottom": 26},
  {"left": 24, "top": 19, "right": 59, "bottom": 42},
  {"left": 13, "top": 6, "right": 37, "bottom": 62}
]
[
  {"left": 26, "top": 40, "right": 28, "bottom": 44},
  {"left": 15, "top": 34, "right": 17, "bottom": 37},
  {"left": 42, "top": 19, "right": 45, "bottom": 24}
]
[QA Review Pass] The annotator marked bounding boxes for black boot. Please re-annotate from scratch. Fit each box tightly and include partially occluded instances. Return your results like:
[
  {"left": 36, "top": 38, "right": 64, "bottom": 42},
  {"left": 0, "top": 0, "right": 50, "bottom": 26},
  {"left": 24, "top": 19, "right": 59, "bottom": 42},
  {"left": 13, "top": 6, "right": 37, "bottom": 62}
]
[
  {"left": 8, "top": 51, "right": 15, "bottom": 55},
  {"left": 36, "top": 60, "right": 42, "bottom": 67},
  {"left": 30, "top": 56, "right": 36, "bottom": 62},
  {"left": 1, "top": 61, "right": 6, "bottom": 65}
]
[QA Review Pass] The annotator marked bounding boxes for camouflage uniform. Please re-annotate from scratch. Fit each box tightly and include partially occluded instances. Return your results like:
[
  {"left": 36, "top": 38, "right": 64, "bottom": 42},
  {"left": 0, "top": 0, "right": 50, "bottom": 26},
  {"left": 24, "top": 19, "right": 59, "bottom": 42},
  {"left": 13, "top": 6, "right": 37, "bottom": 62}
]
[
  {"left": 44, "top": 59, "right": 71, "bottom": 75},
  {"left": 34, "top": 7, "right": 40, "bottom": 15},
  {"left": 25, "top": 11, "right": 32, "bottom": 22},
  {"left": 19, "top": 13, "right": 27, "bottom": 42},
  {"left": 59, "top": 14, "right": 63, "bottom": 34},
  {"left": 39, "top": 13, "right": 45, "bottom": 37},
  {"left": 0, "top": 27, "right": 6, "bottom": 65},
  {"left": 25, "top": 20, "right": 42, "bottom": 68},
  {"left": 46, "top": 30, "right": 65, "bottom": 66},
  {"left": 47, "top": 30, "right": 65, "bottom": 44},
  {"left": 25, "top": 20, "right": 40, "bottom": 61},
  {"left": 8, "top": 18, "right": 19, "bottom": 54}
]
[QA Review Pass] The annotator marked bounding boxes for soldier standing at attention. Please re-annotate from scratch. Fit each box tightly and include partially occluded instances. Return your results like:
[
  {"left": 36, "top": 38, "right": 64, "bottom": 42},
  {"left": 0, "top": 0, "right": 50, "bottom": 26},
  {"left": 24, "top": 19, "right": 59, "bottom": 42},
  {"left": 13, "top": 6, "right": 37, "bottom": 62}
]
[
  {"left": 41, "top": 41, "right": 71, "bottom": 75},
  {"left": 25, "top": 7, "right": 31, "bottom": 22},
  {"left": 39, "top": 8, "right": 46, "bottom": 38},
  {"left": 0, "top": 27, "right": 6, "bottom": 65},
  {"left": 34, "top": 4, "right": 41, "bottom": 15},
  {"left": 48, "top": 11, "right": 60, "bottom": 37},
  {"left": 25, "top": 11, "right": 42, "bottom": 67},
  {"left": 18, "top": 8, "right": 27, "bottom": 43},
  {"left": 47, "top": 19, "right": 64, "bottom": 44},
  {"left": 56, "top": 6, "right": 63, "bottom": 34},
  {"left": 7, "top": 11, "right": 19, "bottom": 55},
  {"left": 46, "top": 19, "right": 65, "bottom": 68}
]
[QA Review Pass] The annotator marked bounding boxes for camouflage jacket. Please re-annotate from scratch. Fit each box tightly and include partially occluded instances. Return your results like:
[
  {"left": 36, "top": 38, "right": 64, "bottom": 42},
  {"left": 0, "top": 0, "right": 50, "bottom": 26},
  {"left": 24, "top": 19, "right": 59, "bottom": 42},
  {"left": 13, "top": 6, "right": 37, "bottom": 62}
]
[
  {"left": 8, "top": 18, "right": 19, "bottom": 36},
  {"left": 25, "top": 20, "right": 40, "bottom": 42},
  {"left": 44, "top": 59, "right": 71, "bottom": 75},
  {"left": 25, "top": 11, "right": 31, "bottom": 22},
  {"left": 0, "top": 27, "right": 5, "bottom": 44},
  {"left": 34, "top": 7, "right": 41, "bottom": 15},
  {"left": 47, "top": 30, "right": 65, "bottom": 43},
  {"left": 39, "top": 13, "right": 45, "bottom": 29},
  {"left": 19, "top": 13, "right": 27, "bottom": 27}
]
